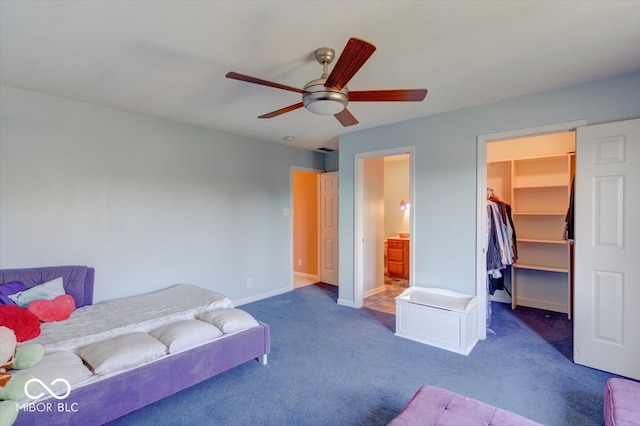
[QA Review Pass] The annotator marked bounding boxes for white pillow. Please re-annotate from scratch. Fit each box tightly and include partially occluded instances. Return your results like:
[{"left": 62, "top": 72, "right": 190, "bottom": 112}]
[
  {"left": 13, "top": 351, "right": 92, "bottom": 398},
  {"left": 75, "top": 333, "right": 167, "bottom": 375},
  {"left": 197, "top": 308, "right": 259, "bottom": 334},
  {"left": 149, "top": 320, "right": 223, "bottom": 354},
  {"left": 8, "top": 277, "right": 65, "bottom": 307}
]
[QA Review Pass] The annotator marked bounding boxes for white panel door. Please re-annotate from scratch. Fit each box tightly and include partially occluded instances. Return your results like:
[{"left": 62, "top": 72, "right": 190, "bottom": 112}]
[
  {"left": 320, "top": 172, "right": 339, "bottom": 285},
  {"left": 574, "top": 118, "right": 640, "bottom": 380}
]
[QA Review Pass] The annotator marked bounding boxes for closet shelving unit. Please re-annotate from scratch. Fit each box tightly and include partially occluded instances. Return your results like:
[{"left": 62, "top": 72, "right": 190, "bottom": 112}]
[{"left": 509, "top": 154, "right": 573, "bottom": 317}]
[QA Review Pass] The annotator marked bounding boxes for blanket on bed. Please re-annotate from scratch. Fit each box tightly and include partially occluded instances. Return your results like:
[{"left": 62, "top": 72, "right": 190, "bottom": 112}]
[{"left": 31, "top": 284, "right": 232, "bottom": 352}]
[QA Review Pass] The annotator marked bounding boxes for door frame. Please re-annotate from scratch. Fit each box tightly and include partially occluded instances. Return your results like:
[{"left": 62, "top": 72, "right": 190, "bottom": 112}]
[
  {"left": 354, "top": 146, "right": 415, "bottom": 309},
  {"left": 475, "top": 120, "right": 586, "bottom": 340}
]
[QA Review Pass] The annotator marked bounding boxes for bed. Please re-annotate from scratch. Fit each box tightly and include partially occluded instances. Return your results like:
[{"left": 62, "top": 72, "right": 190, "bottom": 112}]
[{"left": 0, "top": 265, "right": 270, "bottom": 426}]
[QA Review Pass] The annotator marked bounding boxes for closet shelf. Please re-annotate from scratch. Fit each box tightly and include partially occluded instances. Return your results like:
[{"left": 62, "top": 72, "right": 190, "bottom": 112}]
[
  {"left": 518, "top": 238, "right": 568, "bottom": 244},
  {"left": 513, "top": 184, "right": 568, "bottom": 189},
  {"left": 513, "top": 154, "right": 568, "bottom": 162},
  {"left": 513, "top": 212, "right": 567, "bottom": 216},
  {"left": 513, "top": 263, "right": 569, "bottom": 273}
]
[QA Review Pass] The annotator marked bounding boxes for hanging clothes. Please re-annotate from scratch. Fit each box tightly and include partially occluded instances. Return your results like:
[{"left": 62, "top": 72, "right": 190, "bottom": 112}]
[
  {"left": 564, "top": 176, "right": 575, "bottom": 241},
  {"left": 485, "top": 189, "right": 517, "bottom": 329},
  {"left": 486, "top": 194, "right": 517, "bottom": 289}
]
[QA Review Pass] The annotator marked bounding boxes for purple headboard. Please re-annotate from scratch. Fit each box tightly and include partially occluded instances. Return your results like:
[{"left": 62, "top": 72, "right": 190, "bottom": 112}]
[{"left": 0, "top": 265, "right": 94, "bottom": 307}]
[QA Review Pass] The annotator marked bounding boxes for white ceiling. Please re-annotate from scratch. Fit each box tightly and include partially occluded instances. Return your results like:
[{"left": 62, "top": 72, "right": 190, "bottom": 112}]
[{"left": 1, "top": 1, "right": 639, "bottom": 152}]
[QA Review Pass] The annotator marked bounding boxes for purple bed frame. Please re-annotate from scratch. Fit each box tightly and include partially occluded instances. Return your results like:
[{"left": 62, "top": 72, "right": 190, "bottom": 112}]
[{"left": 0, "top": 265, "right": 271, "bottom": 426}]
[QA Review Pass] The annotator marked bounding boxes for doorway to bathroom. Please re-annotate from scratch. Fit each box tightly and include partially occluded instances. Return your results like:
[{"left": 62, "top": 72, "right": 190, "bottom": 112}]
[{"left": 355, "top": 147, "right": 414, "bottom": 314}]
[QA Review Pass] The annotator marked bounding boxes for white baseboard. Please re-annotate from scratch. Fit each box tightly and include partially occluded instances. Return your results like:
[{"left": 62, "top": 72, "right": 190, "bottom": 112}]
[
  {"left": 294, "top": 271, "right": 319, "bottom": 280},
  {"left": 490, "top": 289, "right": 512, "bottom": 304},
  {"left": 517, "top": 297, "right": 568, "bottom": 314},
  {"left": 233, "top": 286, "right": 291, "bottom": 307},
  {"left": 363, "top": 285, "right": 386, "bottom": 299},
  {"left": 337, "top": 298, "right": 355, "bottom": 308},
  {"left": 293, "top": 272, "right": 319, "bottom": 288}
]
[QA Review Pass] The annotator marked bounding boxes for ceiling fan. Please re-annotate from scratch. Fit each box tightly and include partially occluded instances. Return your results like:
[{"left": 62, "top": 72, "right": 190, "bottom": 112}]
[{"left": 226, "top": 37, "right": 428, "bottom": 127}]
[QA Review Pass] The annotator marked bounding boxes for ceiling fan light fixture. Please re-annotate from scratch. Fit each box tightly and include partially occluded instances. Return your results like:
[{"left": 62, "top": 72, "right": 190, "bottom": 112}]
[
  {"left": 304, "top": 97, "right": 347, "bottom": 115},
  {"left": 303, "top": 79, "right": 348, "bottom": 115},
  {"left": 226, "top": 37, "right": 427, "bottom": 127}
]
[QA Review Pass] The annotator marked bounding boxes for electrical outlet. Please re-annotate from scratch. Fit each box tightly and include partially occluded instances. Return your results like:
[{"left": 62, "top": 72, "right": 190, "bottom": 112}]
[
  {"left": 246, "top": 278, "right": 252, "bottom": 287},
  {"left": 297, "top": 259, "right": 302, "bottom": 266}
]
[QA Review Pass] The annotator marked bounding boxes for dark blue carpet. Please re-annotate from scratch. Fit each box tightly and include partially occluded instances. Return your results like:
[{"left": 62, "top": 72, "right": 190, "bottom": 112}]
[{"left": 108, "top": 283, "right": 617, "bottom": 425}]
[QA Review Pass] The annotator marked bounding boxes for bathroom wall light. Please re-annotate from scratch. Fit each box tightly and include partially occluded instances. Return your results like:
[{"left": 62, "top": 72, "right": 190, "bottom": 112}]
[{"left": 399, "top": 199, "right": 410, "bottom": 211}]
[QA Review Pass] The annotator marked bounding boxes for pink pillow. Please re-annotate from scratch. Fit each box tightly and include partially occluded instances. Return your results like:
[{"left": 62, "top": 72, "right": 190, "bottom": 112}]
[{"left": 27, "top": 294, "right": 75, "bottom": 322}]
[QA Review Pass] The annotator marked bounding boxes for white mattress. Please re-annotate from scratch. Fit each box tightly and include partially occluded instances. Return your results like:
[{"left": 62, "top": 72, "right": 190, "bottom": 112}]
[{"left": 32, "top": 284, "right": 233, "bottom": 352}]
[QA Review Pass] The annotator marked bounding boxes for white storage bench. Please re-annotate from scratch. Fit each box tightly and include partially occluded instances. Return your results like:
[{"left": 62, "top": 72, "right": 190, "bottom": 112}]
[{"left": 395, "top": 287, "right": 479, "bottom": 355}]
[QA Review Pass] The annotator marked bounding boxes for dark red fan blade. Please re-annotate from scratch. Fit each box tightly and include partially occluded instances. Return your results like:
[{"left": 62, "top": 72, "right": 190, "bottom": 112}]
[
  {"left": 226, "top": 72, "right": 303, "bottom": 94},
  {"left": 324, "top": 38, "right": 376, "bottom": 91},
  {"left": 349, "top": 89, "right": 428, "bottom": 102},
  {"left": 258, "top": 102, "right": 304, "bottom": 119},
  {"left": 334, "top": 108, "right": 359, "bottom": 127}
]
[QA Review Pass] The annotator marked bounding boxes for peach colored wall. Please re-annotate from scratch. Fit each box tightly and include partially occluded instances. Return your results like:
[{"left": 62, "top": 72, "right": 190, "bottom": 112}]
[
  {"left": 292, "top": 171, "right": 318, "bottom": 275},
  {"left": 384, "top": 156, "right": 410, "bottom": 238}
]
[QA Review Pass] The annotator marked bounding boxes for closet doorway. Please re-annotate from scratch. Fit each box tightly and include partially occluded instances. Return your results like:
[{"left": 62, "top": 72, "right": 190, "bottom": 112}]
[
  {"left": 486, "top": 131, "right": 576, "bottom": 317},
  {"left": 354, "top": 147, "right": 414, "bottom": 311},
  {"left": 475, "top": 120, "right": 585, "bottom": 340}
]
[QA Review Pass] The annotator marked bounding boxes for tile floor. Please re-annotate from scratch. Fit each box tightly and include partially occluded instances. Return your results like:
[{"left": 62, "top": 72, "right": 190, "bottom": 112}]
[{"left": 363, "top": 275, "right": 409, "bottom": 315}]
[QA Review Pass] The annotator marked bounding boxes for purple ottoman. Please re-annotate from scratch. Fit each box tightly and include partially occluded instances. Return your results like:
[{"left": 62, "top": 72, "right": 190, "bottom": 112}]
[
  {"left": 388, "top": 385, "right": 542, "bottom": 426},
  {"left": 604, "top": 378, "right": 640, "bottom": 426}
]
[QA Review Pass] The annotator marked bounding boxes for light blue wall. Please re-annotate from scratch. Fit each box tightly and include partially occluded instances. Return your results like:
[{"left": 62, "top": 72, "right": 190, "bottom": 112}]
[
  {"left": 324, "top": 150, "right": 339, "bottom": 172},
  {"left": 0, "top": 85, "right": 324, "bottom": 303},
  {"left": 338, "top": 73, "right": 640, "bottom": 303}
]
